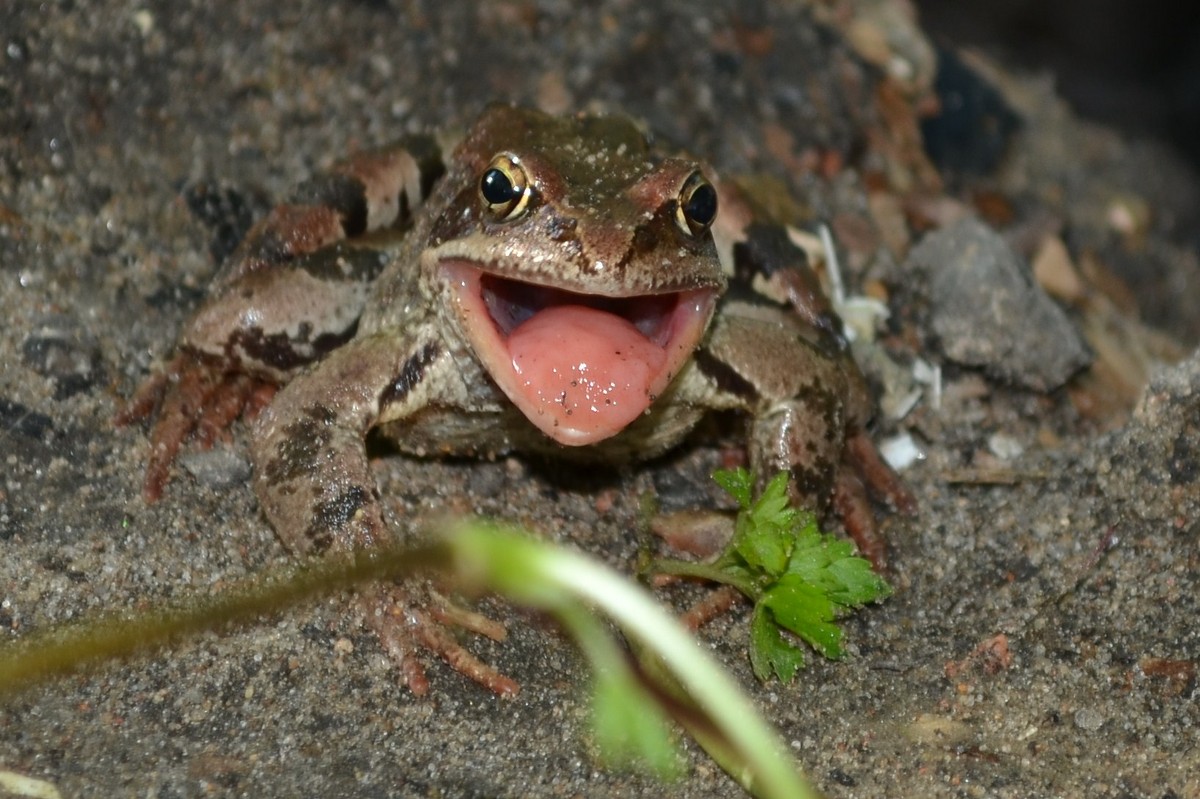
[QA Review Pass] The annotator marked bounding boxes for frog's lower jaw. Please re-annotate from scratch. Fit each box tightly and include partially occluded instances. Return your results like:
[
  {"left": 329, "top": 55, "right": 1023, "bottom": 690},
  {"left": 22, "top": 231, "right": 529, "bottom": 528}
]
[{"left": 441, "top": 260, "right": 717, "bottom": 445}]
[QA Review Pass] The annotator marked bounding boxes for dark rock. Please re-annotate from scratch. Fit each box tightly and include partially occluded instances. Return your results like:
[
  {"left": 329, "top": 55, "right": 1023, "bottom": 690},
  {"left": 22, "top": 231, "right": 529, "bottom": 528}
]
[
  {"left": 920, "top": 45, "right": 1021, "bottom": 178},
  {"left": 0, "top": 397, "right": 53, "bottom": 440},
  {"left": 183, "top": 181, "right": 258, "bottom": 266},
  {"left": 21, "top": 315, "right": 105, "bottom": 400}
]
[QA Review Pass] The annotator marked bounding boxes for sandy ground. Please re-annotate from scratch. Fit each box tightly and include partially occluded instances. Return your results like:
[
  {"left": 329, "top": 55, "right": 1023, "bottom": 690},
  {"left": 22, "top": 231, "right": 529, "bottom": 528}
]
[{"left": 2, "top": 1, "right": 1198, "bottom": 797}]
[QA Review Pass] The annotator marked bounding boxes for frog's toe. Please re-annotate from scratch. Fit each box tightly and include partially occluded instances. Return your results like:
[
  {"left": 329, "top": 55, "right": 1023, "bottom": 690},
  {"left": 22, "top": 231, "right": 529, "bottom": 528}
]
[
  {"left": 845, "top": 430, "right": 917, "bottom": 516},
  {"left": 193, "top": 374, "right": 277, "bottom": 448},
  {"left": 833, "top": 467, "right": 888, "bottom": 571},
  {"left": 115, "top": 366, "right": 171, "bottom": 429},
  {"left": 123, "top": 352, "right": 275, "bottom": 501},
  {"left": 360, "top": 583, "right": 519, "bottom": 698},
  {"left": 679, "top": 585, "right": 744, "bottom": 631}
]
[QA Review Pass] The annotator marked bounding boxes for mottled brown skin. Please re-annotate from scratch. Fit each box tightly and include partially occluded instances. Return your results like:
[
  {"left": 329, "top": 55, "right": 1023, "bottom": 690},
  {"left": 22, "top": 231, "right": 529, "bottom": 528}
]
[{"left": 121, "top": 105, "right": 912, "bottom": 694}]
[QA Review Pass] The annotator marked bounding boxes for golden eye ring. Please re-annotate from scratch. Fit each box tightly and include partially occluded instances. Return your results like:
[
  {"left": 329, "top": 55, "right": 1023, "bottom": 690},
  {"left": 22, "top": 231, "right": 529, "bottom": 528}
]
[
  {"left": 479, "top": 154, "right": 533, "bottom": 221},
  {"left": 675, "top": 171, "right": 718, "bottom": 237}
]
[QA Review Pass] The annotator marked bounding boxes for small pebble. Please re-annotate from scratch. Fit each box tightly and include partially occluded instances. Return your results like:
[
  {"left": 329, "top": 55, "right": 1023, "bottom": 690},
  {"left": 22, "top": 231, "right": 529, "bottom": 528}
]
[
  {"left": 1074, "top": 707, "right": 1105, "bottom": 731},
  {"left": 987, "top": 433, "right": 1024, "bottom": 460},
  {"left": 180, "top": 447, "right": 252, "bottom": 490}
]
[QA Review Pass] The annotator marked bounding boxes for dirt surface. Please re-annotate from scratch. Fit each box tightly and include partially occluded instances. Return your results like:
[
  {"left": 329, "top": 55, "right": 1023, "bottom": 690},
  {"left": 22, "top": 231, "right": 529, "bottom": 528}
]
[{"left": 2, "top": 1, "right": 1198, "bottom": 797}]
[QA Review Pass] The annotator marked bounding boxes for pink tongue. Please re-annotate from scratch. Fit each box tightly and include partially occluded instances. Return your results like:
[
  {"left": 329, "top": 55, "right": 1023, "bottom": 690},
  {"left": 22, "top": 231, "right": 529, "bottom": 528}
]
[{"left": 507, "top": 305, "right": 666, "bottom": 439}]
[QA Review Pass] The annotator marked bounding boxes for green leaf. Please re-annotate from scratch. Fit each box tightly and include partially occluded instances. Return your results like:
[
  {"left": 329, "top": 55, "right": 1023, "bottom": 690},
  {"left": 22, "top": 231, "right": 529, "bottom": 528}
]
[
  {"left": 749, "top": 603, "right": 807, "bottom": 682},
  {"left": 782, "top": 530, "right": 890, "bottom": 607},
  {"left": 747, "top": 473, "right": 795, "bottom": 534},
  {"left": 784, "top": 533, "right": 832, "bottom": 577},
  {"left": 591, "top": 668, "right": 682, "bottom": 779},
  {"left": 730, "top": 472, "right": 794, "bottom": 577},
  {"left": 825, "top": 555, "right": 893, "bottom": 607},
  {"left": 760, "top": 575, "right": 845, "bottom": 659},
  {"left": 712, "top": 467, "right": 754, "bottom": 509},
  {"left": 733, "top": 519, "right": 789, "bottom": 578}
]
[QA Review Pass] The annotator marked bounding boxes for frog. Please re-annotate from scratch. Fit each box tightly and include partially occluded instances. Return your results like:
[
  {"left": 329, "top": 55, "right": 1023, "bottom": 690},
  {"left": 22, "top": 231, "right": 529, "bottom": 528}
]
[{"left": 120, "top": 104, "right": 913, "bottom": 695}]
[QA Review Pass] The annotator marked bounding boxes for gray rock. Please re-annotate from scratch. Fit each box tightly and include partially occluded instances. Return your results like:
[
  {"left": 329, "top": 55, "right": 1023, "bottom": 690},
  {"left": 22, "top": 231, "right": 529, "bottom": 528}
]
[{"left": 907, "top": 217, "right": 1092, "bottom": 390}]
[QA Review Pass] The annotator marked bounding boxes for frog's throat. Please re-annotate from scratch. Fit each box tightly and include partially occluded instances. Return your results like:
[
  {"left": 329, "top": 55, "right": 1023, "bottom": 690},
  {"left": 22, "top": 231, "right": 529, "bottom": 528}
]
[{"left": 441, "top": 260, "right": 717, "bottom": 445}]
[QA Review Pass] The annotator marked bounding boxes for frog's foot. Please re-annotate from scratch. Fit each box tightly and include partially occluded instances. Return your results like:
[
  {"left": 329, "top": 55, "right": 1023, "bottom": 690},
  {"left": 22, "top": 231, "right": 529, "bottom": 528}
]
[
  {"left": 117, "top": 352, "right": 276, "bottom": 502},
  {"left": 834, "top": 430, "right": 917, "bottom": 571},
  {"left": 360, "top": 583, "right": 519, "bottom": 698}
]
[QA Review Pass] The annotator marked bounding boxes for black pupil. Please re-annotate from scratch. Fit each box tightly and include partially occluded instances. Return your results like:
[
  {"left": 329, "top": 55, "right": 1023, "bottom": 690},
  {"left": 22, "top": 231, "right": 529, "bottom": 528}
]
[
  {"left": 481, "top": 168, "right": 517, "bottom": 205},
  {"left": 684, "top": 182, "right": 717, "bottom": 226}
]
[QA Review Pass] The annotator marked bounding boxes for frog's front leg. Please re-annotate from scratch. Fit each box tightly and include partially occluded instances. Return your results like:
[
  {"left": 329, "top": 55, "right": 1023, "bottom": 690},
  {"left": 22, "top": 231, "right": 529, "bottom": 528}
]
[
  {"left": 747, "top": 395, "right": 896, "bottom": 568},
  {"left": 120, "top": 135, "right": 444, "bottom": 500},
  {"left": 705, "top": 291, "right": 912, "bottom": 573},
  {"left": 709, "top": 310, "right": 900, "bottom": 568},
  {"left": 251, "top": 332, "right": 517, "bottom": 697},
  {"left": 707, "top": 310, "right": 851, "bottom": 507}
]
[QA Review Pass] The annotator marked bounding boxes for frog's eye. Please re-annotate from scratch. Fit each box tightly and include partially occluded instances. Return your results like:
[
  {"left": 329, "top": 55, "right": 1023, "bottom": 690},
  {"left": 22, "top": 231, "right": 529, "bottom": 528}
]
[
  {"left": 480, "top": 154, "right": 533, "bottom": 221},
  {"left": 675, "top": 172, "right": 718, "bottom": 237}
]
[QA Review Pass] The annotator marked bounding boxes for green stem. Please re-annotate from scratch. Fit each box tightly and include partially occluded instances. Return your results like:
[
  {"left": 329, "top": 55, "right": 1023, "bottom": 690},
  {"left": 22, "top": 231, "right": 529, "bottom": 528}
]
[
  {"left": 650, "top": 557, "right": 761, "bottom": 600},
  {"left": 0, "top": 545, "right": 450, "bottom": 696}
]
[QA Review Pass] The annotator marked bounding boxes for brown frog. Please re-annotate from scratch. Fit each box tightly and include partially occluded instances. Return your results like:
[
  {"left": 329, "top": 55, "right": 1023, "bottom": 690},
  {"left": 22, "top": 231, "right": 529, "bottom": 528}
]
[{"left": 121, "top": 105, "right": 912, "bottom": 695}]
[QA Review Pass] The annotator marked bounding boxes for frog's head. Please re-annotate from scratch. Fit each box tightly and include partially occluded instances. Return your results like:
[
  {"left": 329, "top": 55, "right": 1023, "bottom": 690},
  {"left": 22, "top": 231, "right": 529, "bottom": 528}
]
[{"left": 426, "top": 105, "right": 726, "bottom": 445}]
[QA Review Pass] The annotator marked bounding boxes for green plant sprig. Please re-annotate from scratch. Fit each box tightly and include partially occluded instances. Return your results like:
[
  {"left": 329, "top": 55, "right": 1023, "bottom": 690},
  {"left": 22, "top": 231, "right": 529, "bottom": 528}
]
[{"left": 653, "top": 468, "right": 892, "bottom": 682}]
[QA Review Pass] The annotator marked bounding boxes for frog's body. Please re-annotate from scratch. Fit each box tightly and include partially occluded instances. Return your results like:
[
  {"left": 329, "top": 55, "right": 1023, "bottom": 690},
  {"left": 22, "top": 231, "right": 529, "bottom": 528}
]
[{"left": 123, "top": 105, "right": 911, "bottom": 694}]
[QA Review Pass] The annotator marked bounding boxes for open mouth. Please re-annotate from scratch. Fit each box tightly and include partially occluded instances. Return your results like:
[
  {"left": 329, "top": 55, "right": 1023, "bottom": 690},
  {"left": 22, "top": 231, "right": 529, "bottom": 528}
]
[{"left": 442, "top": 260, "right": 717, "bottom": 445}]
